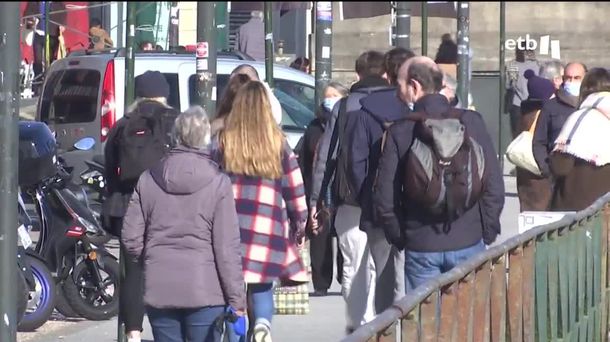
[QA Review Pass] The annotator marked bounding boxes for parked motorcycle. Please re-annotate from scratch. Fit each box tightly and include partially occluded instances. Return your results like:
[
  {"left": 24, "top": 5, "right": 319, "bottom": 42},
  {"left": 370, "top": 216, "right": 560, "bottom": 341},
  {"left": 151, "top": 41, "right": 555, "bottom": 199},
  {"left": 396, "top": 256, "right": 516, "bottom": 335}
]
[
  {"left": 19, "top": 122, "right": 120, "bottom": 321},
  {"left": 16, "top": 193, "right": 56, "bottom": 332}
]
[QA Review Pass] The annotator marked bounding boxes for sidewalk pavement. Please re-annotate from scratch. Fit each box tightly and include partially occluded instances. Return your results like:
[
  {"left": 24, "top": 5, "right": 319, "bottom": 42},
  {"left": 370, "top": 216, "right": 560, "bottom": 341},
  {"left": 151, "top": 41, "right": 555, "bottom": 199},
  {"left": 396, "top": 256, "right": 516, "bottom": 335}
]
[{"left": 20, "top": 175, "right": 519, "bottom": 342}]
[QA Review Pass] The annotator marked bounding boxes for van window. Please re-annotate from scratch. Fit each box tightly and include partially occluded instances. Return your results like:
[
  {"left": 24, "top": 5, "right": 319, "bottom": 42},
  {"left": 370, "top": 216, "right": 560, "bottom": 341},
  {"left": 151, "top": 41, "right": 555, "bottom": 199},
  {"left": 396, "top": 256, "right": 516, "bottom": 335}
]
[
  {"left": 163, "top": 73, "right": 181, "bottom": 111},
  {"left": 39, "top": 69, "right": 101, "bottom": 124},
  {"left": 188, "top": 74, "right": 229, "bottom": 109}
]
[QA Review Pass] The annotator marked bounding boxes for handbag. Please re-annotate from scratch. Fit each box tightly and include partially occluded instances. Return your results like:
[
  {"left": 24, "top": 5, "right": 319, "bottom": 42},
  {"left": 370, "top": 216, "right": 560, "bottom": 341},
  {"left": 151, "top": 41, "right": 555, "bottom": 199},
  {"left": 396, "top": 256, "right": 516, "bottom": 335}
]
[
  {"left": 273, "top": 246, "right": 310, "bottom": 315},
  {"left": 505, "top": 110, "right": 542, "bottom": 176}
]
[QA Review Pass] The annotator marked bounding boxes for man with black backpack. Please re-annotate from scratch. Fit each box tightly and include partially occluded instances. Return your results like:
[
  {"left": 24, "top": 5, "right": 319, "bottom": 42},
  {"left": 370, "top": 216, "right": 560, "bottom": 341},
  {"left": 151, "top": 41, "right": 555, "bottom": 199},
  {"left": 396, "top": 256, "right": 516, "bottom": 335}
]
[
  {"left": 104, "top": 70, "right": 179, "bottom": 342},
  {"left": 372, "top": 56, "right": 504, "bottom": 292},
  {"left": 309, "top": 51, "right": 389, "bottom": 333}
]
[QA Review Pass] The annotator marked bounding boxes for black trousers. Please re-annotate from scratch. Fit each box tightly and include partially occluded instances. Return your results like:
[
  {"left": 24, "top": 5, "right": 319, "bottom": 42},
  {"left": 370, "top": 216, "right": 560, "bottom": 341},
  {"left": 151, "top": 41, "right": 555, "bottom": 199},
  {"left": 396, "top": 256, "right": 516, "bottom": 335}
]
[
  {"left": 114, "top": 217, "right": 145, "bottom": 333},
  {"left": 509, "top": 104, "right": 522, "bottom": 140}
]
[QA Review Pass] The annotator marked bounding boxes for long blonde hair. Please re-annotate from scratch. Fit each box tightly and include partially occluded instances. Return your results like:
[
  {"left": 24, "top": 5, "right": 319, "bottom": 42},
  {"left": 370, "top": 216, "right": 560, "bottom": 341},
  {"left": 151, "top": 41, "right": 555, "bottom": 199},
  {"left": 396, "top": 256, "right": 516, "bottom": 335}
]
[{"left": 220, "top": 81, "right": 284, "bottom": 179}]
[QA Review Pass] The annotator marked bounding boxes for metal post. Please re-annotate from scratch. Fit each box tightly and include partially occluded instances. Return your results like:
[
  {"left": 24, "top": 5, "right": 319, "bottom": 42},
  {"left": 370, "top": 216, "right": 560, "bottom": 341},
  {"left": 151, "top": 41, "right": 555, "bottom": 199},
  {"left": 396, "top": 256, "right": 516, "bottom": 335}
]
[
  {"left": 117, "top": 2, "right": 124, "bottom": 49},
  {"left": 169, "top": 2, "right": 180, "bottom": 49},
  {"left": 117, "top": 4, "right": 136, "bottom": 342},
  {"left": 264, "top": 2, "right": 274, "bottom": 88},
  {"left": 215, "top": 2, "right": 229, "bottom": 51},
  {"left": 314, "top": 2, "right": 333, "bottom": 108},
  {"left": 395, "top": 2, "right": 410, "bottom": 49},
  {"left": 196, "top": 2, "right": 217, "bottom": 115},
  {"left": 456, "top": 1, "right": 470, "bottom": 109},
  {"left": 499, "top": 1, "right": 506, "bottom": 161},
  {"left": 421, "top": 1, "right": 428, "bottom": 56},
  {"left": 44, "top": 1, "right": 50, "bottom": 68},
  {"left": 0, "top": 2, "right": 21, "bottom": 341}
]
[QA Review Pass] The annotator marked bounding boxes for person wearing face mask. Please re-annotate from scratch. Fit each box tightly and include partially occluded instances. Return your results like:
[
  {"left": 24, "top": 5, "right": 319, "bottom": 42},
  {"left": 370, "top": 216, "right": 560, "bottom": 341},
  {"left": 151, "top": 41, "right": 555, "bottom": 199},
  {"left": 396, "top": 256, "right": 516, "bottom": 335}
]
[
  {"left": 297, "top": 81, "right": 348, "bottom": 297},
  {"left": 533, "top": 62, "right": 587, "bottom": 181}
]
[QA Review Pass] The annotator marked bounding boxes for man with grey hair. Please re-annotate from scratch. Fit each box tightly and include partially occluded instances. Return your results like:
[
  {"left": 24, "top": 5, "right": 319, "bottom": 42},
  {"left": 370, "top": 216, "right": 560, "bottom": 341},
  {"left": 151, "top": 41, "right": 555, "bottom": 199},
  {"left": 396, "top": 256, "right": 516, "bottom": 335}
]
[
  {"left": 173, "top": 106, "right": 212, "bottom": 149},
  {"left": 236, "top": 10, "right": 265, "bottom": 61},
  {"left": 539, "top": 60, "right": 564, "bottom": 90}
]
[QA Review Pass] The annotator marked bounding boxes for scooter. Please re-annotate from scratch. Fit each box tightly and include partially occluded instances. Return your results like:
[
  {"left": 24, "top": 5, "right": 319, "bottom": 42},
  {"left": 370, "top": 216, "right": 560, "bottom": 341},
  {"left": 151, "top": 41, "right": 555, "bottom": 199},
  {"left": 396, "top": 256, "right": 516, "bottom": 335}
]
[
  {"left": 19, "top": 123, "right": 120, "bottom": 321},
  {"left": 16, "top": 193, "right": 56, "bottom": 332}
]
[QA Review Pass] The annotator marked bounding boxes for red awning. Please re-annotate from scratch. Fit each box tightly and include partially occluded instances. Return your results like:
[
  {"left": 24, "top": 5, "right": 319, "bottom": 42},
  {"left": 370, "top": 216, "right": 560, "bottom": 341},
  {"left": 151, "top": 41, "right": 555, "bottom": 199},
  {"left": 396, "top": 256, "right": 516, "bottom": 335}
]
[{"left": 341, "top": 2, "right": 458, "bottom": 20}]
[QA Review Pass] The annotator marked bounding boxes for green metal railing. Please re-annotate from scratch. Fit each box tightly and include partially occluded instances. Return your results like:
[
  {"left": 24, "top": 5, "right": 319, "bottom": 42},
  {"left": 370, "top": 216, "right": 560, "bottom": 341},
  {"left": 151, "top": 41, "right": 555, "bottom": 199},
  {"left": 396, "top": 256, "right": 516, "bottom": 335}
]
[{"left": 344, "top": 193, "right": 610, "bottom": 342}]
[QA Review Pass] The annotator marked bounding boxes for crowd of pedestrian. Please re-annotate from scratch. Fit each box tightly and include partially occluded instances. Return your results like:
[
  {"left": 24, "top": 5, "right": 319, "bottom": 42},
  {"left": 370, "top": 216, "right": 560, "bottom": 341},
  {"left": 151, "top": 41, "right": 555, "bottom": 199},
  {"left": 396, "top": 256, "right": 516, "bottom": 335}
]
[{"left": 98, "top": 35, "right": 610, "bottom": 341}]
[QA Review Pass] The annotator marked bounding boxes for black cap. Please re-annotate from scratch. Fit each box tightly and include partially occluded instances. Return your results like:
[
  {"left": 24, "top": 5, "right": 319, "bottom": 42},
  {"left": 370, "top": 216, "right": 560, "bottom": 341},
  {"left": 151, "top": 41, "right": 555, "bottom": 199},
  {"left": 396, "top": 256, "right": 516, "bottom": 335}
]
[{"left": 135, "top": 71, "right": 170, "bottom": 99}]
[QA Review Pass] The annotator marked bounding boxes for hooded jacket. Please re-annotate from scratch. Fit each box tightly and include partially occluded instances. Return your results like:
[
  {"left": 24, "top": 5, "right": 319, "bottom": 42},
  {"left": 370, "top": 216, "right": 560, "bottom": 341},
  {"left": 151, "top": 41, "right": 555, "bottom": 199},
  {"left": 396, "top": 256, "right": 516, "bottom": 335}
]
[
  {"left": 373, "top": 94, "right": 505, "bottom": 252},
  {"left": 532, "top": 87, "right": 579, "bottom": 176},
  {"left": 346, "top": 88, "right": 410, "bottom": 231},
  {"left": 121, "top": 146, "right": 246, "bottom": 310},
  {"left": 309, "top": 76, "right": 390, "bottom": 209}
]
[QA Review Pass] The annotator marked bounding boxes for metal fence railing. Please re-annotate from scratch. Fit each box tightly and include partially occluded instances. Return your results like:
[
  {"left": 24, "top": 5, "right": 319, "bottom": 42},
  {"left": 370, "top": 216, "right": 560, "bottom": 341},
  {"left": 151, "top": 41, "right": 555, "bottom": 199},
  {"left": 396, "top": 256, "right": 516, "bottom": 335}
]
[{"left": 343, "top": 193, "right": 610, "bottom": 342}]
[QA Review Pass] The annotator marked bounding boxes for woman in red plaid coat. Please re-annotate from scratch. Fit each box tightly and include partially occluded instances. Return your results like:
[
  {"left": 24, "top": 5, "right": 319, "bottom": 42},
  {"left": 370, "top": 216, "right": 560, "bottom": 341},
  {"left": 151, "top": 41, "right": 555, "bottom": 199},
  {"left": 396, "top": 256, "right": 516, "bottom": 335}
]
[{"left": 213, "top": 81, "right": 308, "bottom": 342}]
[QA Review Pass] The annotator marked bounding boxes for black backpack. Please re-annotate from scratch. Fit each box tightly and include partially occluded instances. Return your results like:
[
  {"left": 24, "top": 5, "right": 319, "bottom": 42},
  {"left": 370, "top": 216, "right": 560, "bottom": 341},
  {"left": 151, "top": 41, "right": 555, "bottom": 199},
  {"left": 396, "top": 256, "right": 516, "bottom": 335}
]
[
  {"left": 117, "top": 102, "right": 179, "bottom": 183},
  {"left": 403, "top": 108, "right": 486, "bottom": 226}
]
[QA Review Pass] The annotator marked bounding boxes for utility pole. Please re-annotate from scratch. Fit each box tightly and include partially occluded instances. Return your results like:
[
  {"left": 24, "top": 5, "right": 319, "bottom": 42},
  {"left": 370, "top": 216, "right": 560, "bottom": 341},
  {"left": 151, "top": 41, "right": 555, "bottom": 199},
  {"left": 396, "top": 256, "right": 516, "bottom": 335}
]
[
  {"left": 499, "top": 1, "right": 506, "bottom": 162},
  {"left": 264, "top": 2, "right": 274, "bottom": 88},
  {"left": 421, "top": 1, "right": 428, "bottom": 56},
  {"left": 197, "top": 2, "right": 217, "bottom": 115},
  {"left": 116, "top": 3, "right": 136, "bottom": 342},
  {"left": 314, "top": 2, "right": 332, "bottom": 108},
  {"left": 0, "top": 2, "right": 21, "bottom": 341},
  {"left": 395, "top": 2, "right": 410, "bottom": 49},
  {"left": 215, "top": 2, "right": 229, "bottom": 51},
  {"left": 457, "top": 1, "right": 470, "bottom": 109}
]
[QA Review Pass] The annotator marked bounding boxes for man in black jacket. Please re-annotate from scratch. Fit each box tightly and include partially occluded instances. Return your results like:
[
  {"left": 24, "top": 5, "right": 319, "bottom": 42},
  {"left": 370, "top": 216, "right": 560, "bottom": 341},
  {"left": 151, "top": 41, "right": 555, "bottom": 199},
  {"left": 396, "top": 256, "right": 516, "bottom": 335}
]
[
  {"left": 345, "top": 47, "right": 414, "bottom": 313},
  {"left": 533, "top": 62, "right": 586, "bottom": 178},
  {"left": 373, "top": 56, "right": 505, "bottom": 291}
]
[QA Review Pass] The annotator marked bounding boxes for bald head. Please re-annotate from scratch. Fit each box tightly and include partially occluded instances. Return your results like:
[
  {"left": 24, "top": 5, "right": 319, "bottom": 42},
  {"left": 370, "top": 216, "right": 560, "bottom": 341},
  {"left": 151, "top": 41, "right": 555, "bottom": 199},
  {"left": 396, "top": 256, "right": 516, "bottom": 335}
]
[{"left": 397, "top": 56, "right": 444, "bottom": 106}]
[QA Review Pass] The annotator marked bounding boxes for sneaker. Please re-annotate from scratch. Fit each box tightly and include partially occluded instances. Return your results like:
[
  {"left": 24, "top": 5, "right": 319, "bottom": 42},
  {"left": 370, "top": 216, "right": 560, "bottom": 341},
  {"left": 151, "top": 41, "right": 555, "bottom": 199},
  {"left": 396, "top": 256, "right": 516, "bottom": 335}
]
[
  {"left": 127, "top": 338, "right": 141, "bottom": 342},
  {"left": 252, "top": 323, "right": 272, "bottom": 342}
]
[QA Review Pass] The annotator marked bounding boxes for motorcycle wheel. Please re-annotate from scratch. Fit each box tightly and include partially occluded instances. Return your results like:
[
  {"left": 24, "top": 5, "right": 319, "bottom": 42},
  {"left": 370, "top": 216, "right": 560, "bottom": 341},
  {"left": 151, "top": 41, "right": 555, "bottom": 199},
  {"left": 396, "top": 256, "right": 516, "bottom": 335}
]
[
  {"left": 17, "top": 271, "right": 29, "bottom": 324},
  {"left": 54, "top": 283, "right": 81, "bottom": 318},
  {"left": 18, "top": 257, "right": 56, "bottom": 332},
  {"left": 63, "top": 255, "right": 120, "bottom": 321}
]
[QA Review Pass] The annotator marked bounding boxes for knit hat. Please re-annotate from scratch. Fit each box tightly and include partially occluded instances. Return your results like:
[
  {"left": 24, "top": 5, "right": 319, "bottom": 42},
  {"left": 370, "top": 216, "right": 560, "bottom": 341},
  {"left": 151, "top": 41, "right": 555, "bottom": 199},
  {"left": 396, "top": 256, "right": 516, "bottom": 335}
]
[
  {"left": 135, "top": 71, "right": 170, "bottom": 99},
  {"left": 525, "top": 69, "right": 555, "bottom": 100}
]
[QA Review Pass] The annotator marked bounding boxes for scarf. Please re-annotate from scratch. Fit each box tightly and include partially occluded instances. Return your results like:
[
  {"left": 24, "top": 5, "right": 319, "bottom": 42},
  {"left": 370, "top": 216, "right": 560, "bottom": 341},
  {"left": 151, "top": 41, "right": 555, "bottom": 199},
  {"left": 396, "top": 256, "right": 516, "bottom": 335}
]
[{"left": 553, "top": 91, "right": 610, "bottom": 166}]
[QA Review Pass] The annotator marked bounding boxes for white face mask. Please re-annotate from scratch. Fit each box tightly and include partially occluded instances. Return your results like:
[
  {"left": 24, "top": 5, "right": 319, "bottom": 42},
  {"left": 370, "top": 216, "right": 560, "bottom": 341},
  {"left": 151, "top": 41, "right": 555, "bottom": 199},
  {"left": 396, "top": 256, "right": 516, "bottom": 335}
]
[
  {"left": 564, "top": 82, "right": 581, "bottom": 97},
  {"left": 323, "top": 97, "right": 342, "bottom": 111}
]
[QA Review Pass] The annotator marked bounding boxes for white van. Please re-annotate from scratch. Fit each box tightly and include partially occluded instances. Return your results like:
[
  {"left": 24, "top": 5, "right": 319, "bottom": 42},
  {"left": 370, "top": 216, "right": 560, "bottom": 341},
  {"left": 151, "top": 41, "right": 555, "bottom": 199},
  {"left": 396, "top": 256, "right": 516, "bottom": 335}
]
[{"left": 36, "top": 49, "right": 316, "bottom": 174}]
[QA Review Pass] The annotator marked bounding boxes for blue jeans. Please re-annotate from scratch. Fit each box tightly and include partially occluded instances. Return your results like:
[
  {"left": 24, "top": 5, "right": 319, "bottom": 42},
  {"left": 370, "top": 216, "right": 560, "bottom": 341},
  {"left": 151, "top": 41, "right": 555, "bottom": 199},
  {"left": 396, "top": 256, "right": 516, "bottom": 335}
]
[
  {"left": 147, "top": 305, "right": 224, "bottom": 342},
  {"left": 226, "top": 283, "right": 274, "bottom": 342},
  {"left": 404, "top": 240, "right": 485, "bottom": 292}
]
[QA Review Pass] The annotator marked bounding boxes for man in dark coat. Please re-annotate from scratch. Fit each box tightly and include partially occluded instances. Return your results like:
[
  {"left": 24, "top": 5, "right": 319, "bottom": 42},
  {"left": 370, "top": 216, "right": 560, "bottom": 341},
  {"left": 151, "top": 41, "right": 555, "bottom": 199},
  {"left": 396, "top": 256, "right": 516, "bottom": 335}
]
[{"left": 373, "top": 56, "right": 505, "bottom": 291}]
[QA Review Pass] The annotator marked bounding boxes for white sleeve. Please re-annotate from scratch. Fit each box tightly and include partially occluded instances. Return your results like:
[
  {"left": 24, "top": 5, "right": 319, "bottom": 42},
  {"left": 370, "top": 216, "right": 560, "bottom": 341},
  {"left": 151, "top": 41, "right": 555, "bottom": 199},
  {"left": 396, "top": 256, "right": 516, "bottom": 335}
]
[{"left": 263, "top": 82, "right": 283, "bottom": 125}]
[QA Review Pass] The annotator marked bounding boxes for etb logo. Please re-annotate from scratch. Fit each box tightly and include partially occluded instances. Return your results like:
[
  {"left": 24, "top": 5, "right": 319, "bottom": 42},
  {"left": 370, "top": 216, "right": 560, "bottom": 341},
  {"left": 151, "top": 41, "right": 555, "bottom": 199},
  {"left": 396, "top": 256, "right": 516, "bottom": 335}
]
[{"left": 505, "top": 34, "right": 561, "bottom": 60}]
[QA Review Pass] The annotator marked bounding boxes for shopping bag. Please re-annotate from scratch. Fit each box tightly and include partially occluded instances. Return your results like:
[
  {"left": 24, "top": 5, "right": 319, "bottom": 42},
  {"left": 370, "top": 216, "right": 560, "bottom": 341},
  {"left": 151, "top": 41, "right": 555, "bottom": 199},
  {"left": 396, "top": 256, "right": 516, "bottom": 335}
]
[
  {"left": 505, "top": 110, "right": 542, "bottom": 176},
  {"left": 273, "top": 246, "right": 310, "bottom": 315}
]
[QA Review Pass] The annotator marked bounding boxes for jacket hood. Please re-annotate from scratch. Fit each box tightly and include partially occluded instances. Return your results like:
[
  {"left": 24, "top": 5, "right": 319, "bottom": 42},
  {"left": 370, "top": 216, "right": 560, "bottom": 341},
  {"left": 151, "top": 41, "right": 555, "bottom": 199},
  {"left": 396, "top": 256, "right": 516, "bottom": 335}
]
[
  {"left": 556, "top": 87, "right": 579, "bottom": 109},
  {"left": 350, "top": 75, "right": 390, "bottom": 93},
  {"left": 149, "top": 146, "right": 219, "bottom": 195},
  {"left": 126, "top": 99, "right": 171, "bottom": 118},
  {"left": 360, "top": 88, "right": 409, "bottom": 123},
  {"left": 580, "top": 91, "right": 610, "bottom": 118}
]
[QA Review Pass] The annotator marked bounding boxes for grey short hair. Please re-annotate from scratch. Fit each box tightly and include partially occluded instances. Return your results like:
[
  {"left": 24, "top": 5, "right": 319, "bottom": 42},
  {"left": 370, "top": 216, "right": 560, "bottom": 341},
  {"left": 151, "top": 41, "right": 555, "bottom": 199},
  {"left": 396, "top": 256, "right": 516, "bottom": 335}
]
[
  {"left": 173, "top": 106, "right": 211, "bottom": 149},
  {"left": 325, "top": 81, "right": 349, "bottom": 97},
  {"left": 539, "top": 60, "right": 564, "bottom": 80}
]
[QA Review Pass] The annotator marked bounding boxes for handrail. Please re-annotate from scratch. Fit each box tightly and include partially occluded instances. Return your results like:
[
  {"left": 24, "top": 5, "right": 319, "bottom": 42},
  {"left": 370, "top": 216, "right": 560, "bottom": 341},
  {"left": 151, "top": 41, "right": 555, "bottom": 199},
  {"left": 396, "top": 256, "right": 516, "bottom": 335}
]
[{"left": 343, "top": 192, "right": 610, "bottom": 342}]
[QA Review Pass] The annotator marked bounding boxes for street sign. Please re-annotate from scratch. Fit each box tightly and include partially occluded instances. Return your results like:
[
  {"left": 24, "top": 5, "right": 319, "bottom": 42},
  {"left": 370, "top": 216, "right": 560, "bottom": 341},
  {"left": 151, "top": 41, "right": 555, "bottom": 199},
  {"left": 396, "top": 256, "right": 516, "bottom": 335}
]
[{"left": 196, "top": 42, "right": 208, "bottom": 58}]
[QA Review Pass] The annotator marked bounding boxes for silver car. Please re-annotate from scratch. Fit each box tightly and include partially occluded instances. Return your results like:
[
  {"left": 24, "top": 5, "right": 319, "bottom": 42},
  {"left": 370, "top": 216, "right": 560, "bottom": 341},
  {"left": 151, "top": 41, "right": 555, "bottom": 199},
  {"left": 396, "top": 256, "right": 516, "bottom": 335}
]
[{"left": 36, "top": 50, "right": 316, "bottom": 174}]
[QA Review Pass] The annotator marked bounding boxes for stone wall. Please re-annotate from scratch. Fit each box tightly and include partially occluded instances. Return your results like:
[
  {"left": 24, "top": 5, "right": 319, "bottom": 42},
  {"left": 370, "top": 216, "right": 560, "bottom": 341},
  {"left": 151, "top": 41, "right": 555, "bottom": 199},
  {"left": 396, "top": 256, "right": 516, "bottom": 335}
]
[{"left": 330, "top": 2, "right": 610, "bottom": 85}]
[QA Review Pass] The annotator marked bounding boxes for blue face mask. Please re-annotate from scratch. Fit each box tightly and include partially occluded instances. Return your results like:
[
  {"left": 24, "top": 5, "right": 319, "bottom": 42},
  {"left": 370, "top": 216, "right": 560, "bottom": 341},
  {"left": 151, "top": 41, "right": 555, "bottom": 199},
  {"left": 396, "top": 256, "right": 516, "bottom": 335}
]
[
  {"left": 323, "top": 97, "right": 342, "bottom": 111},
  {"left": 564, "top": 82, "right": 581, "bottom": 97}
]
